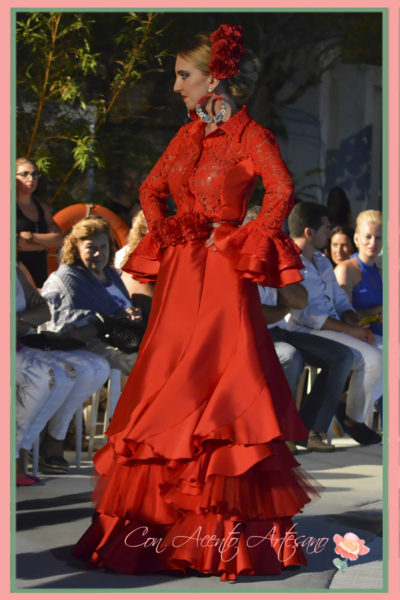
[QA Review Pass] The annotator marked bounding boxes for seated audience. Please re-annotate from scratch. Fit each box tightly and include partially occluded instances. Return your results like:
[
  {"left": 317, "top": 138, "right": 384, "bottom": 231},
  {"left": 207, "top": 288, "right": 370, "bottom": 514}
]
[
  {"left": 286, "top": 201, "right": 382, "bottom": 445},
  {"left": 40, "top": 216, "right": 143, "bottom": 376},
  {"left": 325, "top": 224, "right": 356, "bottom": 266},
  {"left": 334, "top": 209, "right": 383, "bottom": 427},
  {"left": 259, "top": 283, "right": 354, "bottom": 452},
  {"left": 16, "top": 157, "right": 64, "bottom": 287},
  {"left": 16, "top": 265, "right": 110, "bottom": 482}
]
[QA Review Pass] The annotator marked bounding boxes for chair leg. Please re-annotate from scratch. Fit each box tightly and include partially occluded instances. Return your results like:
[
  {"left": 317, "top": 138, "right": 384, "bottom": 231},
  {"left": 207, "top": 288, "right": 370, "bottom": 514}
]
[
  {"left": 295, "top": 368, "right": 307, "bottom": 410},
  {"left": 32, "top": 437, "right": 40, "bottom": 478},
  {"left": 87, "top": 390, "right": 101, "bottom": 460},
  {"left": 306, "top": 366, "right": 319, "bottom": 395},
  {"left": 74, "top": 407, "right": 83, "bottom": 468},
  {"left": 103, "top": 369, "right": 122, "bottom": 435}
]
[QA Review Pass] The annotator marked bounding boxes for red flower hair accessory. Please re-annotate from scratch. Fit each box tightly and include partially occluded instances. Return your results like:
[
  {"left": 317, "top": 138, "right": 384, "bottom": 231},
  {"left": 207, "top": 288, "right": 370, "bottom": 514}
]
[{"left": 209, "top": 24, "right": 245, "bottom": 80}]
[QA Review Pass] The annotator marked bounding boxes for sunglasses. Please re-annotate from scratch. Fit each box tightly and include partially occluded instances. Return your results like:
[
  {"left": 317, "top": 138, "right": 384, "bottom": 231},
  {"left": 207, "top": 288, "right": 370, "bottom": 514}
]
[{"left": 16, "top": 171, "right": 41, "bottom": 179}]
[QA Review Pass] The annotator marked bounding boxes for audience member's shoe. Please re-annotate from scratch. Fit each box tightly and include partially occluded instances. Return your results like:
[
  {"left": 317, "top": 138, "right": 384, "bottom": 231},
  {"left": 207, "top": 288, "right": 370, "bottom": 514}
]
[
  {"left": 16, "top": 474, "right": 42, "bottom": 486},
  {"left": 335, "top": 403, "right": 382, "bottom": 445},
  {"left": 343, "top": 422, "right": 382, "bottom": 445},
  {"left": 307, "top": 430, "right": 335, "bottom": 452},
  {"left": 285, "top": 441, "right": 299, "bottom": 455},
  {"left": 39, "top": 455, "right": 69, "bottom": 474}
]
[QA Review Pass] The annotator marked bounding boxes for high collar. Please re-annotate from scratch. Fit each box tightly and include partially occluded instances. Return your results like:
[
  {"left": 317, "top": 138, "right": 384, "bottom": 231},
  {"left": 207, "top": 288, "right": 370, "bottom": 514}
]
[{"left": 189, "top": 106, "right": 251, "bottom": 142}]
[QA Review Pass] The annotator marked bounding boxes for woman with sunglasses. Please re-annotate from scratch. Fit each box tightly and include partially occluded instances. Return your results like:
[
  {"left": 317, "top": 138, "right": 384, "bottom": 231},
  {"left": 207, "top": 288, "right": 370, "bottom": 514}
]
[{"left": 16, "top": 157, "right": 64, "bottom": 287}]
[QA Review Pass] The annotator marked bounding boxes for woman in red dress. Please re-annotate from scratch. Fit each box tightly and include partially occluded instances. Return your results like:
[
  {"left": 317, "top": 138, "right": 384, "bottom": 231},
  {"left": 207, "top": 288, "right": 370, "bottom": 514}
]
[{"left": 73, "top": 25, "right": 317, "bottom": 581}]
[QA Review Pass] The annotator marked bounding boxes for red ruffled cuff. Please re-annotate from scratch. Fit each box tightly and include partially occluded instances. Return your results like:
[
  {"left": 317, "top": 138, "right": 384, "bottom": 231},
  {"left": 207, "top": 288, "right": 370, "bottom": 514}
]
[
  {"left": 122, "top": 232, "right": 163, "bottom": 284},
  {"left": 214, "top": 221, "right": 304, "bottom": 287}
]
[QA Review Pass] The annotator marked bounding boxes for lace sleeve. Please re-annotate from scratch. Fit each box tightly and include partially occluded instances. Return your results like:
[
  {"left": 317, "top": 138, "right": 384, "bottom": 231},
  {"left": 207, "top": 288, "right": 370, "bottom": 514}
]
[
  {"left": 214, "top": 124, "right": 304, "bottom": 287},
  {"left": 122, "top": 125, "right": 188, "bottom": 283},
  {"left": 139, "top": 126, "right": 186, "bottom": 230}
]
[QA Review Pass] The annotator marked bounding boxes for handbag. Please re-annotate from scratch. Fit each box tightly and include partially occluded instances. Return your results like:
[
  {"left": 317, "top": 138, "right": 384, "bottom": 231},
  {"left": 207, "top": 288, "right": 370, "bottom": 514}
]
[
  {"left": 19, "top": 331, "right": 86, "bottom": 351},
  {"left": 94, "top": 312, "right": 145, "bottom": 354}
]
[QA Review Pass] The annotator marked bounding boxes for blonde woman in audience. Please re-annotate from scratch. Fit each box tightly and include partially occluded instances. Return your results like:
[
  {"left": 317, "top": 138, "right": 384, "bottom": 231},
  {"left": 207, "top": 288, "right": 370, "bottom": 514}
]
[
  {"left": 334, "top": 209, "right": 383, "bottom": 428},
  {"left": 334, "top": 210, "right": 382, "bottom": 336},
  {"left": 114, "top": 210, "right": 153, "bottom": 324}
]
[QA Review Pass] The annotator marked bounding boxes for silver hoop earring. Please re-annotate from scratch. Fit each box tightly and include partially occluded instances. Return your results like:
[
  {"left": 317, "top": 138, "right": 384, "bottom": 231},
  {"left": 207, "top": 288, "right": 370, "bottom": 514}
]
[{"left": 195, "top": 94, "right": 226, "bottom": 124}]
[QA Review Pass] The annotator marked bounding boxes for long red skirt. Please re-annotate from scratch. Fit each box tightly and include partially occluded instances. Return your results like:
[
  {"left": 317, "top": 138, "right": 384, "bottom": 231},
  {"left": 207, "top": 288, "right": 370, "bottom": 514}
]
[{"left": 73, "top": 241, "right": 317, "bottom": 581}]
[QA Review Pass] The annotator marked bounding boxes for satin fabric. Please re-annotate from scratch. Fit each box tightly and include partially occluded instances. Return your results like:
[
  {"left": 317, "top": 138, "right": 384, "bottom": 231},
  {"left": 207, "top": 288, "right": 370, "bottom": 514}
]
[
  {"left": 73, "top": 108, "right": 317, "bottom": 581},
  {"left": 73, "top": 241, "right": 317, "bottom": 580}
]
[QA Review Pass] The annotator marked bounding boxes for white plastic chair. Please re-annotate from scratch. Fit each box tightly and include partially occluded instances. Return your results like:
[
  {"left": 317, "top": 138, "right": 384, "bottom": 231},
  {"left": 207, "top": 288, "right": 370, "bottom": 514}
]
[
  {"left": 295, "top": 365, "right": 319, "bottom": 409},
  {"left": 87, "top": 368, "right": 122, "bottom": 459},
  {"left": 30, "top": 370, "right": 121, "bottom": 475}
]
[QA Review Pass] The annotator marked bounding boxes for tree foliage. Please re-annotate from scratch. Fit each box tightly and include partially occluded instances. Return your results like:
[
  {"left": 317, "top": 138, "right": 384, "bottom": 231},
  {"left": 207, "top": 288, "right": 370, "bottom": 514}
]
[{"left": 16, "top": 11, "right": 382, "bottom": 209}]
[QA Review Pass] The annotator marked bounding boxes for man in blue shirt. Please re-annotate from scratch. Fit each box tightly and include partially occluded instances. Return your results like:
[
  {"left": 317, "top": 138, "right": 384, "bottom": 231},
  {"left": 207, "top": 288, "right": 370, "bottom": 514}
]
[
  {"left": 259, "top": 283, "right": 354, "bottom": 451},
  {"left": 286, "top": 201, "right": 382, "bottom": 445}
]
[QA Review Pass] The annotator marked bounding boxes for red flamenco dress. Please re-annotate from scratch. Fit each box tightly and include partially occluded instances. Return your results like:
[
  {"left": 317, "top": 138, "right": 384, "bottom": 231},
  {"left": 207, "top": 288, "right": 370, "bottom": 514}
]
[{"left": 73, "top": 107, "right": 318, "bottom": 581}]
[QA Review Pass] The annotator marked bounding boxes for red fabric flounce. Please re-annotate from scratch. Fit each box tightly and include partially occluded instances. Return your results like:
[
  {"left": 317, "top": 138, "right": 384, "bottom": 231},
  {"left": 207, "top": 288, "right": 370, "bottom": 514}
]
[
  {"left": 123, "top": 213, "right": 212, "bottom": 283},
  {"left": 74, "top": 414, "right": 319, "bottom": 580},
  {"left": 122, "top": 231, "right": 162, "bottom": 284},
  {"left": 214, "top": 221, "right": 304, "bottom": 287},
  {"left": 90, "top": 438, "right": 317, "bottom": 523},
  {"left": 73, "top": 512, "right": 308, "bottom": 581},
  {"left": 74, "top": 236, "right": 317, "bottom": 581},
  {"left": 152, "top": 213, "right": 211, "bottom": 248},
  {"left": 124, "top": 215, "right": 303, "bottom": 287}
]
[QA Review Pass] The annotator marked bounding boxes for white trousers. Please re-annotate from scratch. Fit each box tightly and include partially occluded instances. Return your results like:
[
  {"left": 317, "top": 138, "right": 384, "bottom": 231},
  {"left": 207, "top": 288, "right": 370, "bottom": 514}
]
[
  {"left": 16, "top": 347, "right": 110, "bottom": 456},
  {"left": 308, "top": 330, "right": 382, "bottom": 423}
]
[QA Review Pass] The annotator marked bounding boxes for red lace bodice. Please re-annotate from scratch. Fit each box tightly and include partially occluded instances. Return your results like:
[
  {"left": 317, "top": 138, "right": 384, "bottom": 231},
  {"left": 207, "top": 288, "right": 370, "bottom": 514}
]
[{"left": 125, "top": 107, "right": 304, "bottom": 287}]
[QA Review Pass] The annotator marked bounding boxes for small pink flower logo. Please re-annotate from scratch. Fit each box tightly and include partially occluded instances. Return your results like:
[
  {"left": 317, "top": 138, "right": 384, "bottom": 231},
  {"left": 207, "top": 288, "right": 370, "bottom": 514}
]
[{"left": 332, "top": 532, "right": 370, "bottom": 571}]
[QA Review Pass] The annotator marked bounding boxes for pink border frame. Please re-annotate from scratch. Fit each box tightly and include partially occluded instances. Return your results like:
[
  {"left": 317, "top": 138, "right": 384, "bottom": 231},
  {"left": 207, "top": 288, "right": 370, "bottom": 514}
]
[{"left": 2, "top": 2, "right": 399, "bottom": 598}]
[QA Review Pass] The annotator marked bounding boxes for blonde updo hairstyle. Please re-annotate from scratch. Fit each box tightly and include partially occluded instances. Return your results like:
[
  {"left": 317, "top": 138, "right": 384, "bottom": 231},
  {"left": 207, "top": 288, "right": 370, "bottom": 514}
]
[
  {"left": 119, "top": 210, "right": 149, "bottom": 267},
  {"left": 354, "top": 209, "right": 382, "bottom": 252},
  {"left": 355, "top": 209, "right": 382, "bottom": 233},
  {"left": 16, "top": 157, "right": 36, "bottom": 171},
  {"left": 178, "top": 33, "right": 258, "bottom": 104},
  {"left": 61, "top": 216, "right": 117, "bottom": 266}
]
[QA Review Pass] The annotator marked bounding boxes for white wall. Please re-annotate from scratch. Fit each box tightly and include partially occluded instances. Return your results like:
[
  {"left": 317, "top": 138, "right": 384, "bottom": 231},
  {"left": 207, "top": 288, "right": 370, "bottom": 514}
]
[{"left": 277, "top": 62, "right": 382, "bottom": 219}]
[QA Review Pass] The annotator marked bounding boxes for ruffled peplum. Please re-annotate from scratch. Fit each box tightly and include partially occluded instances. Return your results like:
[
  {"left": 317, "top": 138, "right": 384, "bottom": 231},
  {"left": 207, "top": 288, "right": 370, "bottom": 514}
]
[
  {"left": 123, "top": 213, "right": 303, "bottom": 288},
  {"left": 213, "top": 221, "right": 304, "bottom": 287},
  {"left": 123, "top": 213, "right": 211, "bottom": 284}
]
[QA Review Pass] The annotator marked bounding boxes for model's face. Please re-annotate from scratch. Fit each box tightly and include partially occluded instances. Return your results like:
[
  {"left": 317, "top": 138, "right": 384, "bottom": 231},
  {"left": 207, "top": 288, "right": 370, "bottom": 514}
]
[
  {"left": 330, "top": 232, "right": 352, "bottom": 265},
  {"left": 311, "top": 216, "right": 331, "bottom": 251},
  {"left": 355, "top": 221, "right": 382, "bottom": 260},
  {"left": 77, "top": 232, "right": 110, "bottom": 274},
  {"left": 16, "top": 161, "right": 39, "bottom": 195},
  {"left": 173, "top": 55, "right": 211, "bottom": 111}
]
